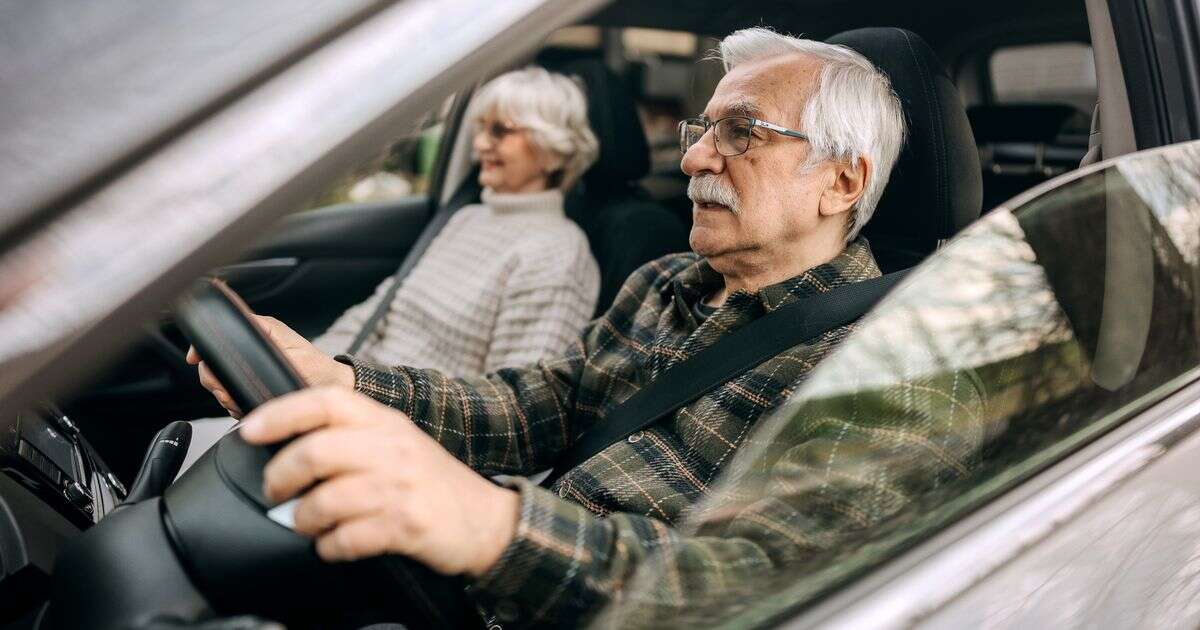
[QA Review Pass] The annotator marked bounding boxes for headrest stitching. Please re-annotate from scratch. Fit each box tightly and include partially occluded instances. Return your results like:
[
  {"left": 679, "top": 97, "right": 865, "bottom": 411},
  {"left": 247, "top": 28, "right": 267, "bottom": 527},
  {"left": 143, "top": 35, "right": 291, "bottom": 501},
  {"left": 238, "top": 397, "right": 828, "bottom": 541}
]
[{"left": 897, "top": 28, "right": 948, "bottom": 231}]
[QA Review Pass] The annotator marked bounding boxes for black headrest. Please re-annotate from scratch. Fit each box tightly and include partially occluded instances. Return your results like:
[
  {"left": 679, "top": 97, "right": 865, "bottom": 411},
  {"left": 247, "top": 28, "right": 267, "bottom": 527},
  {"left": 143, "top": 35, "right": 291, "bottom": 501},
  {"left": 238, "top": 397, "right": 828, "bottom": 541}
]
[
  {"left": 546, "top": 58, "right": 651, "bottom": 190},
  {"left": 967, "top": 104, "right": 1077, "bottom": 144},
  {"left": 827, "top": 28, "right": 982, "bottom": 270}
]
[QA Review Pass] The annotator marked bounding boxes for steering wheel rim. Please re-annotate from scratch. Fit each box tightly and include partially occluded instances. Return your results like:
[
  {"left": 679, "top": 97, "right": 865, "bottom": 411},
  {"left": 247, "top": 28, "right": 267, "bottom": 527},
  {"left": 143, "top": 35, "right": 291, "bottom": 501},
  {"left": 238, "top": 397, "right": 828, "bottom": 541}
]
[
  {"left": 175, "top": 277, "right": 308, "bottom": 415},
  {"left": 168, "top": 278, "right": 483, "bottom": 629}
]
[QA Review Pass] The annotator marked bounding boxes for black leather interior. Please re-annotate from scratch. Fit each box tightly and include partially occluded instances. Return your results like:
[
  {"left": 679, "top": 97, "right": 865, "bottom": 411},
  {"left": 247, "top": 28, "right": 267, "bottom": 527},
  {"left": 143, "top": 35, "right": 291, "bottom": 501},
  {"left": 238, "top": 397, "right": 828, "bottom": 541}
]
[
  {"left": 173, "top": 278, "right": 307, "bottom": 415},
  {"left": 968, "top": 103, "right": 1090, "bottom": 211},
  {"left": 47, "top": 278, "right": 484, "bottom": 629},
  {"left": 828, "top": 28, "right": 983, "bottom": 272},
  {"left": 548, "top": 58, "right": 690, "bottom": 314},
  {"left": 968, "top": 104, "right": 1077, "bottom": 144},
  {"left": 559, "top": 58, "right": 652, "bottom": 189}
]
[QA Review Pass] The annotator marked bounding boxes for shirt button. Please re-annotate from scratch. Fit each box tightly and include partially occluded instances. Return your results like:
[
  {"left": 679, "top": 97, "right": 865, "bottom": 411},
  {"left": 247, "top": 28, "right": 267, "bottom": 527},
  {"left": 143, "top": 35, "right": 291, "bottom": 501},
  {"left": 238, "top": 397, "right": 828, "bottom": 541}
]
[
  {"left": 557, "top": 484, "right": 568, "bottom": 498},
  {"left": 627, "top": 431, "right": 644, "bottom": 443},
  {"left": 494, "top": 599, "right": 520, "bottom": 623}
]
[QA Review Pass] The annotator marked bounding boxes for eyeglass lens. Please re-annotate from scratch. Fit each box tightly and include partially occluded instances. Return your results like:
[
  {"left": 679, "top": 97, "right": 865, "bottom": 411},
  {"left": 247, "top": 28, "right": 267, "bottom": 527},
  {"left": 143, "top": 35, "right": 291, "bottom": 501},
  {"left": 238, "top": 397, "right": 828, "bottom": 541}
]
[{"left": 678, "top": 118, "right": 752, "bottom": 156}]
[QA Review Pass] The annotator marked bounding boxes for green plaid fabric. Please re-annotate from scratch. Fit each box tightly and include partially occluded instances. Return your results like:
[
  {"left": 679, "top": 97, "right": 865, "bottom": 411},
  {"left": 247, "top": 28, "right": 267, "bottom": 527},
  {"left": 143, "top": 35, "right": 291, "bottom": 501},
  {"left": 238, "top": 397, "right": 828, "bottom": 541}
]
[{"left": 343, "top": 239, "right": 884, "bottom": 627}]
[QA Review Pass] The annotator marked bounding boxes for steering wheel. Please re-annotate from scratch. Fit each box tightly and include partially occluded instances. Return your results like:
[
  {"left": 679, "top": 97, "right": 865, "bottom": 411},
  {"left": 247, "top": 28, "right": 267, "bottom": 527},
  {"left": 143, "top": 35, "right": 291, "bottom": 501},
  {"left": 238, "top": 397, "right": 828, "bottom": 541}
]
[{"left": 45, "top": 278, "right": 483, "bottom": 630}]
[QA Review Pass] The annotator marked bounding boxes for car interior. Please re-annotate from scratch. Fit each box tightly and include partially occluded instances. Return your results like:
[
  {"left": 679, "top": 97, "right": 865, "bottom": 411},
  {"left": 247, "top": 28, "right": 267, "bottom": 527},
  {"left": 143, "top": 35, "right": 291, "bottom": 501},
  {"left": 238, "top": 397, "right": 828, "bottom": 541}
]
[
  {"left": 7, "top": 0, "right": 1199, "bottom": 626},
  {"left": 64, "top": 0, "right": 1103, "bottom": 483}
]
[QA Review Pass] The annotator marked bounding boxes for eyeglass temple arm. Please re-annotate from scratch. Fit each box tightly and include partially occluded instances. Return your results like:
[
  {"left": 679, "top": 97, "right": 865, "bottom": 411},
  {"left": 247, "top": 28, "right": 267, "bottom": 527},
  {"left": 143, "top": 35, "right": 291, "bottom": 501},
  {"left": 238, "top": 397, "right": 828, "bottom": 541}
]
[{"left": 754, "top": 119, "right": 809, "bottom": 140}]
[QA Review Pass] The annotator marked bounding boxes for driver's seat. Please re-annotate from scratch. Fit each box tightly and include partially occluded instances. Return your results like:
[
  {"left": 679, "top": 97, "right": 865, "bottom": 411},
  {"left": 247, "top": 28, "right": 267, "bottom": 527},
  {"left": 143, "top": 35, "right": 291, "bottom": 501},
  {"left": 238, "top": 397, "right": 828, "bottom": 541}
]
[{"left": 827, "top": 28, "right": 983, "bottom": 272}]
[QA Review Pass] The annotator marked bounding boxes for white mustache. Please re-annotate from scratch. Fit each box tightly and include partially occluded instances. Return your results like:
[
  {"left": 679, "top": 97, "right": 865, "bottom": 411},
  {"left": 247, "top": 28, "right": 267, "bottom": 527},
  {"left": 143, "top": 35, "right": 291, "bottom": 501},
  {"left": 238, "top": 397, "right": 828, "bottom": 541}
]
[{"left": 687, "top": 175, "right": 741, "bottom": 214}]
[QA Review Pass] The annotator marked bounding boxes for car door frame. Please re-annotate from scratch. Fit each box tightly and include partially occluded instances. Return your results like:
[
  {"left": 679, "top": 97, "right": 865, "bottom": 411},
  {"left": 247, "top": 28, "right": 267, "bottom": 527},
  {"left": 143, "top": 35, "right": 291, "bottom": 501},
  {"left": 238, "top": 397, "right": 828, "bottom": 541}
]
[{"left": 772, "top": 0, "right": 1200, "bottom": 623}]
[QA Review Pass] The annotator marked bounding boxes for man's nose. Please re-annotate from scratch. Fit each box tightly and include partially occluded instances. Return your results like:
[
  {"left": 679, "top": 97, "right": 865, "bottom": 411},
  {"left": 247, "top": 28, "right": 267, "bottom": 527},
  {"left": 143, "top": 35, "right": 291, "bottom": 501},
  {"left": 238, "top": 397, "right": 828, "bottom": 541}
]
[{"left": 680, "top": 129, "right": 725, "bottom": 177}]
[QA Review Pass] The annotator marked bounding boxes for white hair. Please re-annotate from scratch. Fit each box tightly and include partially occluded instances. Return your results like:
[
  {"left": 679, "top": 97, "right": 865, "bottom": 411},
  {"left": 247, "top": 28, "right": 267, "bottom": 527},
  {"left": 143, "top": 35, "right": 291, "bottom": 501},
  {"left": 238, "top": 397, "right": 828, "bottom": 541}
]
[
  {"left": 717, "top": 28, "right": 906, "bottom": 241},
  {"left": 467, "top": 67, "right": 599, "bottom": 190}
]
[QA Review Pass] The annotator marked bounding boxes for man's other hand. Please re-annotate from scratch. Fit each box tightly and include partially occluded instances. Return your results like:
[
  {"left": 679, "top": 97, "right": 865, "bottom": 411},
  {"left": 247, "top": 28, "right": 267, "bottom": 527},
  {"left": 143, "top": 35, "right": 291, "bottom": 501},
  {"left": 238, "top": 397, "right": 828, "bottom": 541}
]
[
  {"left": 238, "top": 387, "right": 521, "bottom": 578},
  {"left": 186, "top": 315, "right": 355, "bottom": 418}
]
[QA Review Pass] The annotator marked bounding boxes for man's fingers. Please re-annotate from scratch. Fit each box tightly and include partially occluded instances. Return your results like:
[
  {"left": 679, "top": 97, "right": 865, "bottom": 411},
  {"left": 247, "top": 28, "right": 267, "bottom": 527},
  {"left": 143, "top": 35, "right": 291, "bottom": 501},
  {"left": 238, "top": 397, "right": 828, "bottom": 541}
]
[
  {"left": 239, "top": 387, "right": 391, "bottom": 445},
  {"left": 261, "top": 425, "right": 390, "bottom": 502},
  {"left": 197, "top": 361, "right": 223, "bottom": 393},
  {"left": 291, "top": 473, "right": 386, "bottom": 537},
  {"left": 254, "top": 314, "right": 300, "bottom": 347},
  {"left": 186, "top": 346, "right": 201, "bottom": 365},
  {"left": 315, "top": 515, "right": 398, "bottom": 562}
]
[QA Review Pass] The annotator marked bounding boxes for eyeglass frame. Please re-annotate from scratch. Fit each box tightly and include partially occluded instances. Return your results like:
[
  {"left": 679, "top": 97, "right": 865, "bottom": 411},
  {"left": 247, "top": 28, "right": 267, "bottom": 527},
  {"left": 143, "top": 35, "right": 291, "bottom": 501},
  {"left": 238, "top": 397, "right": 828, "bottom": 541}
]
[
  {"left": 474, "top": 118, "right": 526, "bottom": 142},
  {"left": 678, "top": 115, "right": 810, "bottom": 157}
]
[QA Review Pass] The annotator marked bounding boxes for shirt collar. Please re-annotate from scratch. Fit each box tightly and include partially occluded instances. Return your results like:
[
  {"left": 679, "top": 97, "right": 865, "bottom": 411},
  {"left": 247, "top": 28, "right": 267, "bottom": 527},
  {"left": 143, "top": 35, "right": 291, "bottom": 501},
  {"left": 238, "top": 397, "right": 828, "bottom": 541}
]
[{"left": 667, "top": 237, "right": 882, "bottom": 314}]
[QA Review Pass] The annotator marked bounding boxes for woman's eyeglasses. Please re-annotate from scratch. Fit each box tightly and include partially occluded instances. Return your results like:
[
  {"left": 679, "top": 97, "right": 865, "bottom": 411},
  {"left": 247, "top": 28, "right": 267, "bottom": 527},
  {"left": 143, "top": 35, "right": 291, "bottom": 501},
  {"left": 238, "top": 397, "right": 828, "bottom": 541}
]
[
  {"left": 476, "top": 119, "right": 525, "bottom": 141},
  {"left": 678, "top": 116, "right": 809, "bottom": 157}
]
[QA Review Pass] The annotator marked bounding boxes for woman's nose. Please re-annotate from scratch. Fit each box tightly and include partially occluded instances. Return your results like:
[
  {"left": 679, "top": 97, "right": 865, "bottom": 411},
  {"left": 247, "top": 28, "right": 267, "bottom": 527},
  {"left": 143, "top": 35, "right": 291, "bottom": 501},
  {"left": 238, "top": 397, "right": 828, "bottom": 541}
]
[{"left": 473, "top": 130, "right": 489, "bottom": 150}]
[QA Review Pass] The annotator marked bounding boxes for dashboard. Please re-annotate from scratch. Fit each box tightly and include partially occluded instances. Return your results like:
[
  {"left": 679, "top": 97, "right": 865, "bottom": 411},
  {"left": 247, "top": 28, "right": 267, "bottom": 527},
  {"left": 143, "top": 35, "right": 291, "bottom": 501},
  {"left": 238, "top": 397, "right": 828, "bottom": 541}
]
[{"left": 0, "top": 406, "right": 122, "bottom": 624}]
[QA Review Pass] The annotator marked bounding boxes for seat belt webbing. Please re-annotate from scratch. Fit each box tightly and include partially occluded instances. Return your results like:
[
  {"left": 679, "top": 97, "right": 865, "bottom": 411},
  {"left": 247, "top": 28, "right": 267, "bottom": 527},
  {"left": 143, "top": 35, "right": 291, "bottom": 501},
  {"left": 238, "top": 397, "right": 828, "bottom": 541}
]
[
  {"left": 542, "top": 268, "right": 910, "bottom": 486},
  {"left": 346, "top": 177, "right": 481, "bottom": 355}
]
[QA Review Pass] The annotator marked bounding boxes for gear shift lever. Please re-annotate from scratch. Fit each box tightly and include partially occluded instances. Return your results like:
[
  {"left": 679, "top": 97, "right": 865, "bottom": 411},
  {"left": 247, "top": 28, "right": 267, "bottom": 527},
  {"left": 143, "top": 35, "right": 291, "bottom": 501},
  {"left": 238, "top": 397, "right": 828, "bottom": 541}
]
[{"left": 118, "top": 421, "right": 193, "bottom": 509}]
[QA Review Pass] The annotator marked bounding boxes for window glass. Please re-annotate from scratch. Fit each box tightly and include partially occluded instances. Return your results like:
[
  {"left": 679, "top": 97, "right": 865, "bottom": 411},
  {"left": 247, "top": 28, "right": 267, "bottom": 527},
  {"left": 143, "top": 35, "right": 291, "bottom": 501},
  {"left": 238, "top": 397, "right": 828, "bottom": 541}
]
[
  {"left": 593, "top": 141, "right": 1200, "bottom": 628},
  {"left": 306, "top": 96, "right": 455, "bottom": 208},
  {"left": 991, "top": 42, "right": 1097, "bottom": 112}
]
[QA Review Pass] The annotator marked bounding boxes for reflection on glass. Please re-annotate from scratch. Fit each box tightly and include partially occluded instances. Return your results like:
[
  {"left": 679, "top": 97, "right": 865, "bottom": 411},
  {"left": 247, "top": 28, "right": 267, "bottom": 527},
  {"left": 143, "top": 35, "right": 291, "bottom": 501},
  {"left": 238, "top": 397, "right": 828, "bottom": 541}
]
[{"left": 594, "top": 141, "right": 1200, "bottom": 628}]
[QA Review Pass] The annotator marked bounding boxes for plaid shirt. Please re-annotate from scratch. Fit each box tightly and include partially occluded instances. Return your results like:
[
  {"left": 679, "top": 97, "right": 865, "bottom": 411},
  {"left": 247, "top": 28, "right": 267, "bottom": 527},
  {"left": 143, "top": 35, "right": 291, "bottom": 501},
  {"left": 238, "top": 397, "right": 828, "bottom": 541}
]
[{"left": 344, "top": 239, "right": 885, "bottom": 627}]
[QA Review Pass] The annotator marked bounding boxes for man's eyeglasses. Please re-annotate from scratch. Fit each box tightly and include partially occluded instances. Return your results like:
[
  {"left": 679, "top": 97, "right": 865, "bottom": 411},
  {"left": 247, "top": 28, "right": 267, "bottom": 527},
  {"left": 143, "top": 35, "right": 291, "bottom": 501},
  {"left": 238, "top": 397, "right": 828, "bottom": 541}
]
[
  {"left": 475, "top": 119, "right": 525, "bottom": 141},
  {"left": 678, "top": 116, "right": 809, "bottom": 157}
]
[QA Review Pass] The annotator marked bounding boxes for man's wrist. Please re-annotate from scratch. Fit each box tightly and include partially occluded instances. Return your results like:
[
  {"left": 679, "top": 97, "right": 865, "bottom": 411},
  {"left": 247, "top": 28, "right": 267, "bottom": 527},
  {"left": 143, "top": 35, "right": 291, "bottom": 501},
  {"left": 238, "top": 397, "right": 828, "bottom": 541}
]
[
  {"left": 468, "top": 485, "right": 521, "bottom": 578},
  {"left": 332, "top": 361, "right": 355, "bottom": 389}
]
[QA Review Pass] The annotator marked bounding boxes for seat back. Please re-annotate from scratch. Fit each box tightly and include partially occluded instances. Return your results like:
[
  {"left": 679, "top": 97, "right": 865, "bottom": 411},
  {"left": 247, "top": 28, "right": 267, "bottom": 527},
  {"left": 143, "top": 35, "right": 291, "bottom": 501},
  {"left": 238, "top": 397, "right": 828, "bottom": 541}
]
[
  {"left": 969, "top": 103, "right": 1089, "bottom": 211},
  {"left": 547, "top": 58, "right": 690, "bottom": 315},
  {"left": 828, "top": 28, "right": 984, "bottom": 272}
]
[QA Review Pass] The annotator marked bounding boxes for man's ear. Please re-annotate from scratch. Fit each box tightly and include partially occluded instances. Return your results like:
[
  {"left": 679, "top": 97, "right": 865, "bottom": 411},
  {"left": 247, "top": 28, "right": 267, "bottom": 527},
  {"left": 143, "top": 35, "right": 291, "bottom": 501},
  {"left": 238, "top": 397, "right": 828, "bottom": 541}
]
[{"left": 818, "top": 156, "right": 870, "bottom": 218}]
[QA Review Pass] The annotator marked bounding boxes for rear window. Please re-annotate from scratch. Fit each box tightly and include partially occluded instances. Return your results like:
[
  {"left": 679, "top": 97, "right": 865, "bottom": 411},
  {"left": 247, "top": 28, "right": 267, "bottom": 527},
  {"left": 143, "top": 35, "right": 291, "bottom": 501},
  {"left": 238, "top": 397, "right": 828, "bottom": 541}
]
[{"left": 990, "top": 42, "right": 1097, "bottom": 112}]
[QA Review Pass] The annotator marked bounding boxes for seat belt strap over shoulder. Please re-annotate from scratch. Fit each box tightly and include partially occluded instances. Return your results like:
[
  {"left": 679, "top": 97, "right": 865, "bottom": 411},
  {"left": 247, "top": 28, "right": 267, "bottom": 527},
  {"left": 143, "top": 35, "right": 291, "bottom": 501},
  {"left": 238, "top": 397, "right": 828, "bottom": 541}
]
[{"left": 542, "top": 268, "right": 910, "bottom": 487}]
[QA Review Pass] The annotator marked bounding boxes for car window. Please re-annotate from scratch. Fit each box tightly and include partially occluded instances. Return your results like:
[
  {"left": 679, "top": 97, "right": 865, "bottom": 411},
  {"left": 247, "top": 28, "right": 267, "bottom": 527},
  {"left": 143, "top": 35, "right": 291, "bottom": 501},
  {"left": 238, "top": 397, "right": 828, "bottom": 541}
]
[
  {"left": 592, "top": 141, "right": 1200, "bottom": 628},
  {"left": 991, "top": 42, "right": 1096, "bottom": 113},
  {"left": 306, "top": 95, "right": 456, "bottom": 208}
]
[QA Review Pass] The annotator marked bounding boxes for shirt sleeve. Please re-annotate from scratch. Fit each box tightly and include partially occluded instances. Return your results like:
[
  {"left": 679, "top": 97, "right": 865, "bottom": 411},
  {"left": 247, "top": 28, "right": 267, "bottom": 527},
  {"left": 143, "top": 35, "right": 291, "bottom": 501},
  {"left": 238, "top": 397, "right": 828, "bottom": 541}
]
[
  {"left": 464, "top": 364, "right": 998, "bottom": 629},
  {"left": 338, "top": 252, "right": 679, "bottom": 476},
  {"left": 339, "top": 336, "right": 590, "bottom": 475},
  {"left": 482, "top": 234, "right": 601, "bottom": 373}
]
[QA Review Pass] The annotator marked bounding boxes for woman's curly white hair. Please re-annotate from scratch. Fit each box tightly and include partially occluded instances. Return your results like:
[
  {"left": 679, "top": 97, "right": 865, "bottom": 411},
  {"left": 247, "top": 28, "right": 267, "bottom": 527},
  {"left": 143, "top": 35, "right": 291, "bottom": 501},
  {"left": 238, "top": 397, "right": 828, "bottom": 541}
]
[{"left": 467, "top": 67, "right": 599, "bottom": 190}]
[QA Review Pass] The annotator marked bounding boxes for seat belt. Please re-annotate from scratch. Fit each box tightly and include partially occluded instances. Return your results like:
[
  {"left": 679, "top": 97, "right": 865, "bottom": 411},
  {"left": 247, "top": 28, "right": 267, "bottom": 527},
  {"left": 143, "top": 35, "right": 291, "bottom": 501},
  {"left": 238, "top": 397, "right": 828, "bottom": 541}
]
[
  {"left": 542, "top": 268, "right": 910, "bottom": 486},
  {"left": 346, "top": 174, "right": 482, "bottom": 354}
]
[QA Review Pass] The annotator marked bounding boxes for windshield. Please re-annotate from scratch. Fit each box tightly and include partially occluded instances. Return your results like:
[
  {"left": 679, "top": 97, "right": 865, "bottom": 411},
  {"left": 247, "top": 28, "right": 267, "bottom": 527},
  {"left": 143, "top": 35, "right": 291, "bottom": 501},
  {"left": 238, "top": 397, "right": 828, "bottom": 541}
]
[
  {"left": 594, "top": 140, "right": 1200, "bottom": 628},
  {"left": 0, "top": 0, "right": 605, "bottom": 412}
]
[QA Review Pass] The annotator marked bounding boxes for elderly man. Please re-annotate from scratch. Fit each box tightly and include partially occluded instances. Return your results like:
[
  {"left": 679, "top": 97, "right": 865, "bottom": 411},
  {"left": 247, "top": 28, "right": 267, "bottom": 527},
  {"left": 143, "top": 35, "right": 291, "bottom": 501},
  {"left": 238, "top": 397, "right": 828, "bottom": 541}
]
[{"left": 193, "top": 27, "right": 906, "bottom": 627}]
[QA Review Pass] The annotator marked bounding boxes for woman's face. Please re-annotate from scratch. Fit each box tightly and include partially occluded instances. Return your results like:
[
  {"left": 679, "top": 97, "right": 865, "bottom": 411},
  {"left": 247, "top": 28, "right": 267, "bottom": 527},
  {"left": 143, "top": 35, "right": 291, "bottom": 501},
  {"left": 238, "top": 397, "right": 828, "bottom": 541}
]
[{"left": 473, "top": 114, "right": 550, "bottom": 193}]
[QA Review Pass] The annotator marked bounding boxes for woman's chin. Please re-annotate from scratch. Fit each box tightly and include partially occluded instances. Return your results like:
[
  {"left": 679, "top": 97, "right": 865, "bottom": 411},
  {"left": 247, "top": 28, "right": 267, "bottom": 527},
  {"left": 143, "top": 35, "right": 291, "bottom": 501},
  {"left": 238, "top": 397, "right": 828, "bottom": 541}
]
[{"left": 478, "top": 173, "right": 502, "bottom": 190}]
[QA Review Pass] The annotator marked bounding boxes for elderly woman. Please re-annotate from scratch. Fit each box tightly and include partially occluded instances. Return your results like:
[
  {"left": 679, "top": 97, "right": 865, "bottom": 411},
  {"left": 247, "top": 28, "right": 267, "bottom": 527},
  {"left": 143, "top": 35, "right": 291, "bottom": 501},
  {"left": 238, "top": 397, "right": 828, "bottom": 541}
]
[
  {"left": 182, "top": 67, "right": 599, "bottom": 462},
  {"left": 312, "top": 67, "right": 600, "bottom": 377}
]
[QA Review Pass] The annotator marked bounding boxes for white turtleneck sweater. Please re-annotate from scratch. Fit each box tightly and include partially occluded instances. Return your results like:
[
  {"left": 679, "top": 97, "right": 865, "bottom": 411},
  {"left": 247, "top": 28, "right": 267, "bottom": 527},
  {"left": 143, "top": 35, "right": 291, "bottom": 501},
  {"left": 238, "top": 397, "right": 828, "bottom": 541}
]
[{"left": 313, "top": 188, "right": 600, "bottom": 377}]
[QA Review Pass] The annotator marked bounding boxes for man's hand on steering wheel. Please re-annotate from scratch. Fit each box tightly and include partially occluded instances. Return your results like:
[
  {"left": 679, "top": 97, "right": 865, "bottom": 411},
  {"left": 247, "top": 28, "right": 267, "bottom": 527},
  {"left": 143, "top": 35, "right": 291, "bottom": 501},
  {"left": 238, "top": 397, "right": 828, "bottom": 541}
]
[
  {"left": 238, "top": 387, "right": 521, "bottom": 577},
  {"left": 186, "top": 314, "right": 354, "bottom": 417}
]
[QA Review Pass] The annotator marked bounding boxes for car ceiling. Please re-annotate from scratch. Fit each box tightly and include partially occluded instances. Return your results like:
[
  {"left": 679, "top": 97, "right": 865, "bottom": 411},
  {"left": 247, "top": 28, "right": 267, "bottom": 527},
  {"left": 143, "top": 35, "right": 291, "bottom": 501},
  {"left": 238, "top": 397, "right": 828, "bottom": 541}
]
[{"left": 589, "top": 0, "right": 1090, "bottom": 60}]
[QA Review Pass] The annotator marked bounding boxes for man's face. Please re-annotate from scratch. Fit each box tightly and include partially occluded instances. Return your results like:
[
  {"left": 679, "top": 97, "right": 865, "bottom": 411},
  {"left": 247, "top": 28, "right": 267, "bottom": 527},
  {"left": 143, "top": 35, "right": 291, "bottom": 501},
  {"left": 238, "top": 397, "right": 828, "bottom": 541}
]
[{"left": 681, "top": 54, "right": 841, "bottom": 273}]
